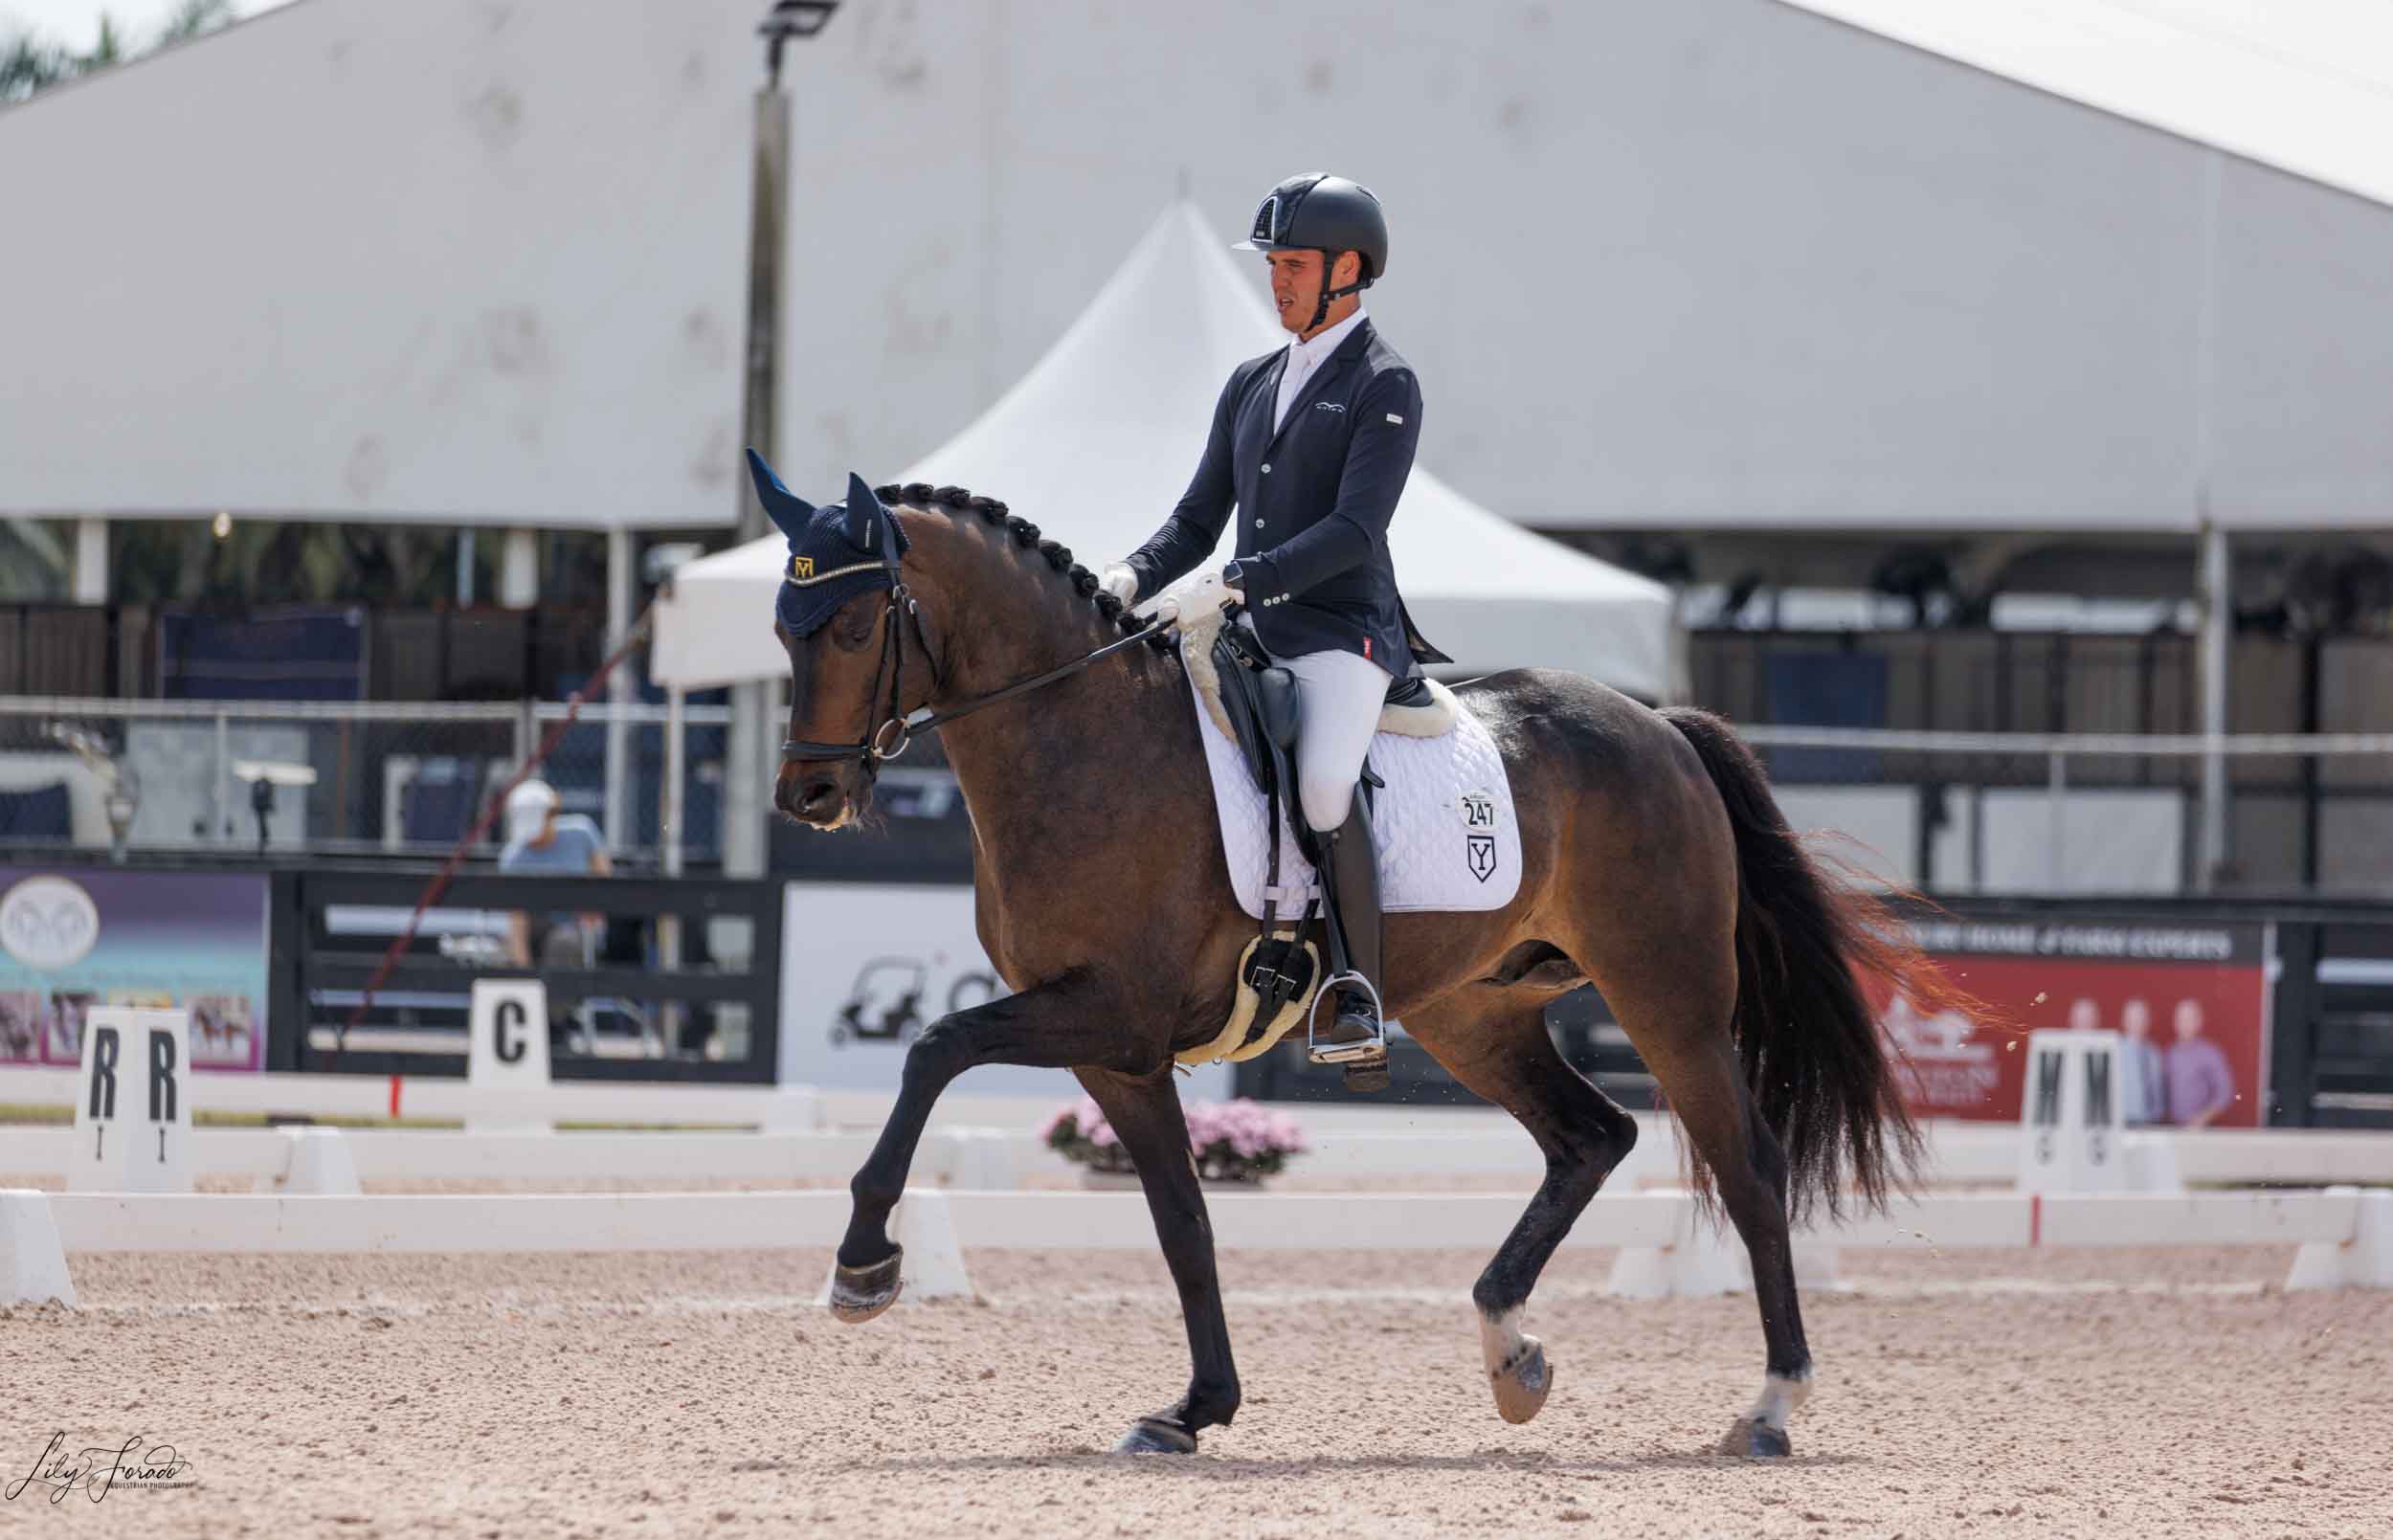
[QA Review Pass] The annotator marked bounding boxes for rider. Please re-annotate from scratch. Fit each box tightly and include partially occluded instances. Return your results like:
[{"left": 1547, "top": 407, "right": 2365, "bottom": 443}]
[{"left": 1101, "top": 171, "right": 1447, "bottom": 1073}]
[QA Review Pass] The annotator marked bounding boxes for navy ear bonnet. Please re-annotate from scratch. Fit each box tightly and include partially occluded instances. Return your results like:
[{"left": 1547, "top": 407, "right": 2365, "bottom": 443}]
[{"left": 748, "top": 450, "right": 910, "bottom": 639}]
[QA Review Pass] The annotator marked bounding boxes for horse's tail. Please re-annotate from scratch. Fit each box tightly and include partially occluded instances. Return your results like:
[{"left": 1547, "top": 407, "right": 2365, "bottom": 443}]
[{"left": 1660, "top": 706, "right": 1938, "bottom": 1220}]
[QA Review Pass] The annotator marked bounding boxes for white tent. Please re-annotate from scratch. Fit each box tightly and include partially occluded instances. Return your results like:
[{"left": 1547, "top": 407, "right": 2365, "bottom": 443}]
[{"left": 653, "top": 203, "right": 1677, "bottom": 696}]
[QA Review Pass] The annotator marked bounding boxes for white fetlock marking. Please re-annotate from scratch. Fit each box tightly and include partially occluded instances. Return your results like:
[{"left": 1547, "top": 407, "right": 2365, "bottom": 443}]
[
  {"left": 1747, "top": 1369, "right": 1813, "bottom": 1431},
  {"left": 1478, "top": 1306, "right": 1527, "bottom": 1376}
]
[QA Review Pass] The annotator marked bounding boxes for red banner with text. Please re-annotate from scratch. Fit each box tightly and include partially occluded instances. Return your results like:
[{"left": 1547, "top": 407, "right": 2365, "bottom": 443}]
[{"left": 1871, "top": 913, "right": 2270, "bottom": 1128}]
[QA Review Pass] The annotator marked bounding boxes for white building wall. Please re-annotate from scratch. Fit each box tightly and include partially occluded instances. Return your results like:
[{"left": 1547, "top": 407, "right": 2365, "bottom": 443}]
[
  {"left": 4, "top": 0, "right": 2389, "bottom": 537},
  {"left": 772, "top": 0, "right": 2393, "bottom": 536},
  {"left": 0, "top": 0, "right": 754, "bottom": 529}
]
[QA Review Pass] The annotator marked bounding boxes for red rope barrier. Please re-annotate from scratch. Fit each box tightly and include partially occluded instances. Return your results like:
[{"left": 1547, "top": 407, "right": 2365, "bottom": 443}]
[{"left": 336, "top": 606, "right": 658, "bottom": 1060}]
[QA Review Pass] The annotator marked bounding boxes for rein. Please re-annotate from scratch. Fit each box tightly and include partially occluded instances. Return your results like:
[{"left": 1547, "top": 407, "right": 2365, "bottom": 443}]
[{"left": 781, "top": 561, "right": 1163, "bottom": 770}]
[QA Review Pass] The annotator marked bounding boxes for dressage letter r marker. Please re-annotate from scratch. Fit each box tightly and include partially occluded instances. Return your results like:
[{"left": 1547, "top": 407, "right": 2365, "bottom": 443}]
[
  {"left": 88, "top": 1025, "right": 119, "bottom": 1120},
  {"left": 148, "top": 1029, "right": 178, "bottom": 1124}
]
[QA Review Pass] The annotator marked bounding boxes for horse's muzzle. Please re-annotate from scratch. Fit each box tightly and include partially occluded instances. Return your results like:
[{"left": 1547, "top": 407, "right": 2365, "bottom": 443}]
[{"left": 774, "top": 762, "right": 862, "bottom": 829}]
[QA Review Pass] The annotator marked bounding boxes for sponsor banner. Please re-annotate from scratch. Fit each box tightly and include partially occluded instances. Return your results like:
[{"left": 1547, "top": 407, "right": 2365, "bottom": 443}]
[
  {"left": 0, "top": 867, "right": 269, "bottom": 1073},
  {"left": 778, "top": 881, "right": 1229, "bottom": 1100},
  {"left": 1874, "top": 913, "right": 2270, "bottom": 1127}
]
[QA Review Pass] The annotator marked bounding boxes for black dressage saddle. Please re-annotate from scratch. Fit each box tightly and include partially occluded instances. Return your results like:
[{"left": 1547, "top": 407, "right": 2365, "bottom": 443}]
[
  {"left": 1206, "top": 608, "right": 1423, "bottom": 1031},
  {"left": 1210, "top": 611, "right": 1426, "bottom": 859}
]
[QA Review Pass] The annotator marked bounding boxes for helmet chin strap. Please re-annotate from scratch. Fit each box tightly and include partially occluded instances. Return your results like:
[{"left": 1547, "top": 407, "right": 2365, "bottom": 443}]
[{"left": 1307, "top": 250, "right": 1371, "bottom": 332}]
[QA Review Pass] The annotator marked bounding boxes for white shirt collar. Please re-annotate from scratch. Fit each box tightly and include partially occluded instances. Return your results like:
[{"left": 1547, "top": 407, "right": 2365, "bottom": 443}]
[{"left": 1286, "top": 302, "right": 1367, "bottom": 371}]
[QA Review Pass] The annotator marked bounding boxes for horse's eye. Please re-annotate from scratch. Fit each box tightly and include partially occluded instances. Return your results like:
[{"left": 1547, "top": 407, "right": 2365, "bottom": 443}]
[{"left": 835, "top": 601, "right": 879, "bottom": 650}]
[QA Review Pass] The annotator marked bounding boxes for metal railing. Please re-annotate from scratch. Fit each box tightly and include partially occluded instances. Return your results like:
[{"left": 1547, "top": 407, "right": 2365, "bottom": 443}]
[
  {"left": 0, "top": 695, "right": 730, "bottom": 861},
  {"left": 11, "top": 692, "right": 2392, "bottom": 892},
  {"left": 1737, "top": 725, "right": 2393, "bottom": 895}
]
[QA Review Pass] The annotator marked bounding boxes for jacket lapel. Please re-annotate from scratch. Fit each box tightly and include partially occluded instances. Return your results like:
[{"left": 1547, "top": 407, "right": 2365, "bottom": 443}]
[
  {"left": 1262, "top": 319, "right": 1374, "bottom": 458},
  {"left": 1237, "top": 350, "right": 1288, "bottom": 470}
]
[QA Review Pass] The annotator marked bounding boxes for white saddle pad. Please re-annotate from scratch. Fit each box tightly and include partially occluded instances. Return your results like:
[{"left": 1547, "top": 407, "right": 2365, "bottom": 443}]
[{"left": 1186, "top": 664, "right": 1525, "bottom": 920}]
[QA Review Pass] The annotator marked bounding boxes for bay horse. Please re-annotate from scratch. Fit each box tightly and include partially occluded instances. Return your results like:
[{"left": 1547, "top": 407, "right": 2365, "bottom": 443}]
[{"left": 769, "top": 473, "right": 1934, "bottom": 1459}]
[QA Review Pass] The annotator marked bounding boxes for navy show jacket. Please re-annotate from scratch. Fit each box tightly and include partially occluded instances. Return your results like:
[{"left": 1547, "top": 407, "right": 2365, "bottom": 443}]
[{"left": 1126, "top": 317, "right": 1449, "bottom": 676}]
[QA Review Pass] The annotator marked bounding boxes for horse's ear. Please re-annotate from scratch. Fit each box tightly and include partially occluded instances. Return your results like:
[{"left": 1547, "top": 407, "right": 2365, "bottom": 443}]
[
  {"left": 842, "top": 471, "right": 887, "bottom": 553},
  {"left": 746, "top": 448, "right": 814, "bottom": 541}
]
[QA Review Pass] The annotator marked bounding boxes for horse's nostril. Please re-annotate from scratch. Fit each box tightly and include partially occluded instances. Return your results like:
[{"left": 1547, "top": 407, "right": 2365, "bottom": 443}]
[{"left": 798, "top": 779, "right": 840, "bottom": 815}]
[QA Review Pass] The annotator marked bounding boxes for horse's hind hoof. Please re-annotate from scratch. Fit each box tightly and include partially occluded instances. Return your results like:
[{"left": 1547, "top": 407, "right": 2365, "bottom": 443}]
[
  {"left": 1489, "top": 1335, "right": 1552, "bottom": 1424},
  {"left": 827, "top": 1249, "right": 904, "bottom": 1324},
  {"left": 1719, "top": 1416, "right": 1791, "bottom": 1458},
  {"left": 1112, "top": 1417, "right": 1198, "bottom": 1455},
  {"left": 1343, "top": 1060, "right": 1391, "bottom": 1093}
]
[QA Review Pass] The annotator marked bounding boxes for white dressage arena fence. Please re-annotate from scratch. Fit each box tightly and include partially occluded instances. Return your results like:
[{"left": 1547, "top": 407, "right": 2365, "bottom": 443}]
[
  {"left": 5, "top": 1111, "right": 2387, "bottom": 1194},
  {"left": 2, "top": 1186, "right": 2387, "bottom": 1312},
  {"left": 5, "top": 1062, "right": 2389, "bottom": 1191},
  {"left": 0, "top": 1124, "right": 980, "bottom": 1194},
  {"left": 0, "top": 1064, "right": 826, "bottom": 1131}
]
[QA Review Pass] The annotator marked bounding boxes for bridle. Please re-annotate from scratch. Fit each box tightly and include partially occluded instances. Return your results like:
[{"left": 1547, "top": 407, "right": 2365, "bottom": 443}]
[{"left": 780, "top": 547, "right": 1164, "bottom": 772}]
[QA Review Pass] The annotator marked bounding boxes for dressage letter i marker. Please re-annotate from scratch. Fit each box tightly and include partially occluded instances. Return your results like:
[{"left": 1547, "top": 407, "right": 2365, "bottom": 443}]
[{"left": 71, "top": 1007, "right": 194, "bottom": 1193}]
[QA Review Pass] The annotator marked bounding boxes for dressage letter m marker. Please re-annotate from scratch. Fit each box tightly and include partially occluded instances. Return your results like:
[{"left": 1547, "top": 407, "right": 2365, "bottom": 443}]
[{"left": 2030, "top": 1050, "right": 2063, "bottom": 1127}]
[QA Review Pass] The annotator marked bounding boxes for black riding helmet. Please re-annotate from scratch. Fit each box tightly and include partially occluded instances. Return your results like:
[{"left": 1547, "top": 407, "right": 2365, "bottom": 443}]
[{"left": 1233, "top": 172, "right": 1386, "bottom": 331}]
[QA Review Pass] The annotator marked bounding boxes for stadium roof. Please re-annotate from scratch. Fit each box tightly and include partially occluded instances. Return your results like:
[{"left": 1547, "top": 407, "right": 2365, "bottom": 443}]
[{"left": 1777, "top": 1, "right": 2393, "bottom": 211}]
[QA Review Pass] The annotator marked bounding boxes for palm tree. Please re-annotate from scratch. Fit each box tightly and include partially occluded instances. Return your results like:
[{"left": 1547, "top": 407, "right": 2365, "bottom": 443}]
[
  {"left": 2, "top": 3, "right": 238, "bottom": 106},
  {"left": 154, "top": 2, "right": 240, "bottom": 47},
  {"left": 1, "top": 31, "right": 75, "bottom": 102}
]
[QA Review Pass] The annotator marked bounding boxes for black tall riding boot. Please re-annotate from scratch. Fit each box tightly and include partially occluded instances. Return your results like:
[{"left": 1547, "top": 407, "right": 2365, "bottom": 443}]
[{"left": 1314, "top": 794, "right": 1387, "bottom": 1087}]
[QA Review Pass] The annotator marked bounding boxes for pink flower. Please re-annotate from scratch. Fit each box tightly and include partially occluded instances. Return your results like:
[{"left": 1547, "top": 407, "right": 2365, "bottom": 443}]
[{"left": 1039, "top": 1096, "right": 1306, "bottom": 1175}]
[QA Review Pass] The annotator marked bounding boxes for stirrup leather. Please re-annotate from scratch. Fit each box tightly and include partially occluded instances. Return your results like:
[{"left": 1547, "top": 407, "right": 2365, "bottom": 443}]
[{"left": 1306, "top": 970, "right": 1385, "bottom": 1065}]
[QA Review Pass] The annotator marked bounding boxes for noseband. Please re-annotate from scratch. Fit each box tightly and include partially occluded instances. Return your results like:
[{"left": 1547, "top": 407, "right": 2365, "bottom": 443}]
[{"left": 781, "top": 551, "right": 1163, "bottom": 773}]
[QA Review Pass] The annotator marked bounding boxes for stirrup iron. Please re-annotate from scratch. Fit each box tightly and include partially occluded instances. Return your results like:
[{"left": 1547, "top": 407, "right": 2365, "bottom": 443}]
[{"left": 1305, "top": 970, "right": 1385, "bottom": 1065}]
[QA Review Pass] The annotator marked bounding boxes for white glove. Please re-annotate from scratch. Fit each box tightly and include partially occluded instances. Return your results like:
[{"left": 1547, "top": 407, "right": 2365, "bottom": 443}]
[{"left": 1099, "top": 564, "right": 1140, "bottom": 606}]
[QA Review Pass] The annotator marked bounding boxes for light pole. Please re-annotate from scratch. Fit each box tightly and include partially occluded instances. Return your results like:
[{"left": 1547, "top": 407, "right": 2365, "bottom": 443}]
[{"left": 724, "top": 2, "right": 840, "bottom": 886}]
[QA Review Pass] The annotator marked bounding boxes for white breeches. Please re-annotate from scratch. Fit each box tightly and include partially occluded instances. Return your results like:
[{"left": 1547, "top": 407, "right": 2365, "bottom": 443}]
[{"left": 1240, "top": 616, "right": 1391, "bottom": 832}]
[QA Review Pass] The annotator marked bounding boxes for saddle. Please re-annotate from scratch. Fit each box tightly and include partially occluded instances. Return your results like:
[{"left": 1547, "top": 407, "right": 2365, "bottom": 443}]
[{"left": 1204, "top": 612, "right": 1422, "bottom": 1037}]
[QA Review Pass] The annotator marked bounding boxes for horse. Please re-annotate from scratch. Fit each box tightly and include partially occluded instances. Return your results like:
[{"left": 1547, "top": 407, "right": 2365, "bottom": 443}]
[{"left": 767, "top": 473, "right": 1940, "bottom": 1459}]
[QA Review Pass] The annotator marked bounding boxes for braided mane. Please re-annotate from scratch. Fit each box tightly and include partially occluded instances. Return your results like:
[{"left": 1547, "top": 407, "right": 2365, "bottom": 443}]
[{"left": 876, "top": 482, "right": 1175, "bottom": 651}]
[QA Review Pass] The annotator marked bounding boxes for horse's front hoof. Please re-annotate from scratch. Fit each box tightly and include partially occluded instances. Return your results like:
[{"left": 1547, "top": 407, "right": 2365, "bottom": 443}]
[
  {"left": 1718, "top": 1416, "right": 1791, "bottom": 1458},
  {"left": 827, "top": 1249, "right": 904, "bottom": 1324},
  {"left": 1489, "top": 1334, "right": 1552, "bottom": 1424},
  {"left": 1112, "top": 1417, "right": 1199, "bottom": 1455}
]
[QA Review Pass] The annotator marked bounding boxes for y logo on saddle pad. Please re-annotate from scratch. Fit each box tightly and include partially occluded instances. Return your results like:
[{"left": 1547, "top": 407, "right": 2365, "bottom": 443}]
[{"left": 1460, "top": 792, "right": 1501, "bottom": 882}]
